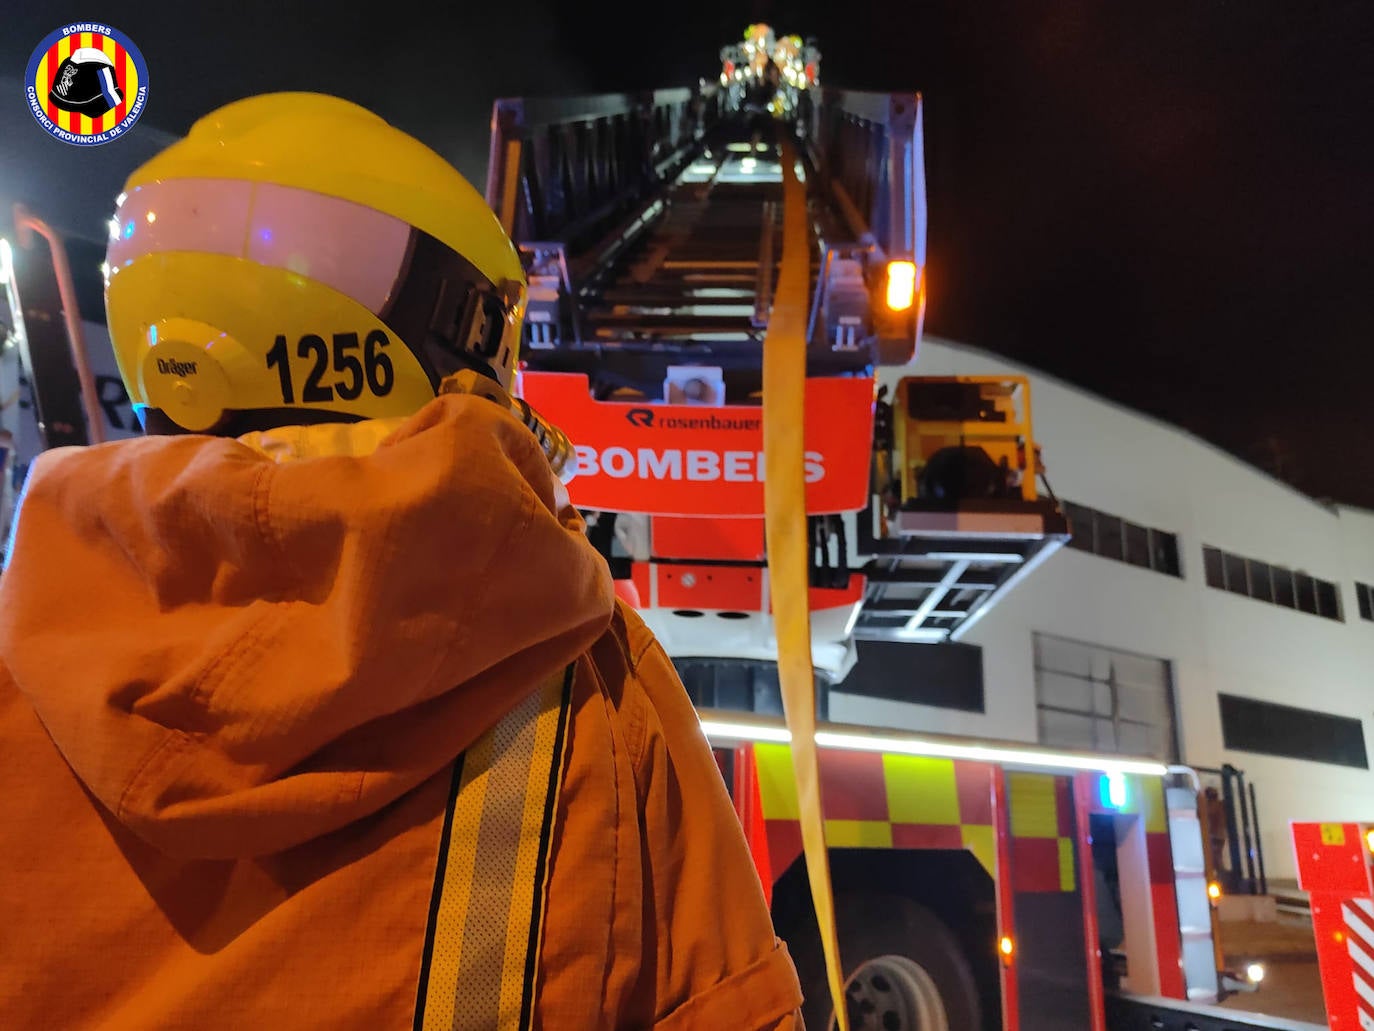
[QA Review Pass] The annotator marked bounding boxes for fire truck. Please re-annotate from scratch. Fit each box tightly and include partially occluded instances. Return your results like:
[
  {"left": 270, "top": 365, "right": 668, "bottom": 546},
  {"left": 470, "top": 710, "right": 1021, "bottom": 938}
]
[{"left": 1, "top": 46, "right": 1318, "bottom": 1031}]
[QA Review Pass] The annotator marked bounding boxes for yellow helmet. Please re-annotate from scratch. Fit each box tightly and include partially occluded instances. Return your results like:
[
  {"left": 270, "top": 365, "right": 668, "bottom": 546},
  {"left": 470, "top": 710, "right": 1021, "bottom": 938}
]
[{"left": 104, "top": 92, "right": 528, "bottom": 437}]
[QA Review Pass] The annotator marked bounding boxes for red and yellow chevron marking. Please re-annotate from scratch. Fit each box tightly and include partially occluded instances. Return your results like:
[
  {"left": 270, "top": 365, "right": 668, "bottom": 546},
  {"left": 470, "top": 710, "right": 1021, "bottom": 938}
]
[
  {"left": 1007, "top": 772, "right": 1076, "bottom": 893},
  {"left": 754, "top": 743, "right": 999, "bottom": 880},
  {"left": 753, "top": 755, "right": 1178, "bottom": 889}
]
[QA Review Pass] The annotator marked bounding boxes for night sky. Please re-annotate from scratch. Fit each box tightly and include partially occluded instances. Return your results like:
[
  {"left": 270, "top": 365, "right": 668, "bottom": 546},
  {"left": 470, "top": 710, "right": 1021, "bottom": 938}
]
[{"left": 3, "top": 1, "right": 1372, "bottom": 504}]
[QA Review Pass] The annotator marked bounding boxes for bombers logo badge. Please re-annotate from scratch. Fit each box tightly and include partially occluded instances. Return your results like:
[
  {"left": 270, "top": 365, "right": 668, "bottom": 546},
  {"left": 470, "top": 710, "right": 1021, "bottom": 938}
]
[{"left": 25, "top": 23, "right": 148, "bottom": 146}]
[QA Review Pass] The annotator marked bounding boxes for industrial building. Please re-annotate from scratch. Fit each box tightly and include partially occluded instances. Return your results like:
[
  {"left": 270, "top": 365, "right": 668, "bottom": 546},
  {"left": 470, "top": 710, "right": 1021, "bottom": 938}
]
[{"left": 826, "top": 336, "right": 1374, "bottom": 883}]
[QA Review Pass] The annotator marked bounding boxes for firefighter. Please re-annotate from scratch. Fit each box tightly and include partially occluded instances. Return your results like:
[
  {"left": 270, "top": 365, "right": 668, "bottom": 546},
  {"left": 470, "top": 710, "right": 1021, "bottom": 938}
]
[
  {"left": 1203, "top": 785, "right": 1232, "bottom": 891},
  {"left": 0, "top": 93, "right": 803, "bottom": 1030}
]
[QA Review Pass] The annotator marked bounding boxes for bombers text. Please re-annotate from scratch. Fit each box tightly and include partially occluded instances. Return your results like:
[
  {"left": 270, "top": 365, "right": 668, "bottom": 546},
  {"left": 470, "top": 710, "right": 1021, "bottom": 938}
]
[{"left": 575, "top": 446, "right": 825, "bottom": 483}]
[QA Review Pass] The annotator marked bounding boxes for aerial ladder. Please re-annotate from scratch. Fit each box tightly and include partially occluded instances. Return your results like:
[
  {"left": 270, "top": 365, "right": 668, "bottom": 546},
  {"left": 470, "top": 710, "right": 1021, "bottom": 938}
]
[
  {"left": 0, "top": 35, "right": 1317, "bottom": 1030},
  {"left": 478, "top": 56, "right": 1310, "bottom": 1031},
  {"left": 483, "top": 70, "right": 1076, "bottom": 1031},
  {"left": 489, "top": 82, "right": 1069, "bottom": 667}
]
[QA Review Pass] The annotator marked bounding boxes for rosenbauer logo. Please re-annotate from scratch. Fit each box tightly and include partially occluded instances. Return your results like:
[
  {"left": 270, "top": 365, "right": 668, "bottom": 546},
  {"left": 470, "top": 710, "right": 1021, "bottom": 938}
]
[
  {"left": 574, "top": 446, "right": 824, "bottom": 484},
  {"left": 25, "top": 23, "right": 148, "bottom": 146},
  {"left": 623, "top": 407, "right": 761, "bottom": 432}
]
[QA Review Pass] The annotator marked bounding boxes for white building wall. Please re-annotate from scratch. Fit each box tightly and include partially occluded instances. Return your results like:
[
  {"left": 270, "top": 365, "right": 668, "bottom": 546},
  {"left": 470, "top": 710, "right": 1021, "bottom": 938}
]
[{"left": 830, "top": 336, "right": 1374, "bottom": 881}]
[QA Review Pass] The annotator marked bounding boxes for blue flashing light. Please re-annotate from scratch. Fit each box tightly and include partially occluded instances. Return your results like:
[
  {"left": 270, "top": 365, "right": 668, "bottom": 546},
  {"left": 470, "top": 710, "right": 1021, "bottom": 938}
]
[
  {"left": 148, "top": 325, "right": 157, "bottom": 345},
  {"left": 259, "top": 227, "right": 273, "bottom": 243},
  {"left": 122, "top": 221, "right": 135, "bottom": 240},
  {"left": 1100, "top": 771, "right": 1128, "bottom": 809}
]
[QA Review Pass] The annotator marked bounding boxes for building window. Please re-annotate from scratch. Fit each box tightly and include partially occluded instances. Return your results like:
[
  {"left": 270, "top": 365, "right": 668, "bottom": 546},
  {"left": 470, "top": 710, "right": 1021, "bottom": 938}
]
[
  {"left": 1150, "top": 530, "right": 1181, "bottom": 577},
  {"left": 1295, "top": 573, "right": 1317, "bottom": 615},
  {"left": 1123, "top": 522, "right": 1150, "bottom": 567},
  {"left": 1096, "top": 514, "right": 1124, "bottom": 562},
  {"left": 1064, "top": 502, "right": 1094, "bottom": 553},
  {"left": 1273, "top": 567, "right": 1296, "bottom": 608},
  {"left": 1316, "top": 580, "right": 1341, "bottom": 620},
  {"left": 1033, "top": 633, "right": 1179, "bottom": 762},
  {"left": 1219, "top": 694, "right": 1368, "bottom": 770},
  {"left": 1064, "top": 501, "right": 1182, "bottom": 578},
  {"left": 837, "top": 640, "right": 986, "bottom": 713},
  {"left": 1357, "top": 582, "right": 1374, "bottom": 622},
  {"left": 1223, "top": 552, "right": 1248, "bottom": 596},
  {"left": 1201, "top": 545, "right": 1342, "bottom": 622},
  {"left": 1204, "top": 546, "right": 1225, "bottom": 589},
  {"left": 672, "top": 658, "right": 831, "bottom": 720}
]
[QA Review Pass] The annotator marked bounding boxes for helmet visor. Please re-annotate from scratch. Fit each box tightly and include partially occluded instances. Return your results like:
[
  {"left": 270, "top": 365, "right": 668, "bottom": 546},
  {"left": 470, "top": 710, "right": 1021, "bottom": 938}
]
[{"left": 108, "top": 178, "right": 525, "bottom": 392}]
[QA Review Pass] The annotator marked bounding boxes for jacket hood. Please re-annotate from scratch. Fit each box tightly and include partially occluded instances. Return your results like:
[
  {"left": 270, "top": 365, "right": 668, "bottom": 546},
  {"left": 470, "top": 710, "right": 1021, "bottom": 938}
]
[{"left": 0, "top": 394, "right": 614, "bottom": 859}]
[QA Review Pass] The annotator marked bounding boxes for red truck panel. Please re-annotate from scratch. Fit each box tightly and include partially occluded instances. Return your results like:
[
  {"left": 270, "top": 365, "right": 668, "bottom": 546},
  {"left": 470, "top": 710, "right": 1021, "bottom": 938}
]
[{"left": 520, "top": 371, "right": 875, "bottom": 516}]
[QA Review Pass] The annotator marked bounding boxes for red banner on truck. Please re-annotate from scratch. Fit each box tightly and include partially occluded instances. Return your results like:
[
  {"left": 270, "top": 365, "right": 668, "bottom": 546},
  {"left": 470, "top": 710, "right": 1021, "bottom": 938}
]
[{"left": 519, "top": 372, "right": 875, "bottom": 516}]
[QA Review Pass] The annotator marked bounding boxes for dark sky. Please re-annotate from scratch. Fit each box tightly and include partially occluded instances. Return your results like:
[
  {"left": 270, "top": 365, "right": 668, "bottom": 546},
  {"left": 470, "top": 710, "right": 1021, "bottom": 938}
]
[{"left": 3, "top": 1, "right": 1373, "bottom": 504}]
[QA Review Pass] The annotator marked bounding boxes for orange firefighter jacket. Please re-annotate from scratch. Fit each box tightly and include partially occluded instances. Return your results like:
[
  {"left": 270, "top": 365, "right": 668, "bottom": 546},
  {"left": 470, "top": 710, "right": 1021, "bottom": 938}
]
[{"left": 0, "top": 392, "right": 803, "bottom": 1029}]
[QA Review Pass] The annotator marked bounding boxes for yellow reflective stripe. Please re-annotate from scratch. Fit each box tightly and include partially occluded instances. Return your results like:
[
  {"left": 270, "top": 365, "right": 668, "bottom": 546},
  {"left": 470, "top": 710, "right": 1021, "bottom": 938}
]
[
  {"left": 415, "top": 667, "right": 572, "bottom": 1031},
  {"left": 884, "top": 754, "right": 960, "bottom": 825},
  {"left": 763, "top": 137, "right": 848, "bottom": 1031},
  {"left": 422, "top": 736, "right": 493, "bottom": 1030},
  {"left": 755, "top": 741, "right": 801, "bottom": 820},
  {"left": 826, "top": 820, "right": 894, "bottom": 848},
  {"left": 1141, "top": 775, "right": 1168, "bottom": 834},
  {"left": 1058, "top": 837, "right": 1076, "bottom": 892},
  {"left": 501, "top": 668, "right": 573, "bottom": 1024},
  {"left": 1008, "top": 772, "right": 1059, "bottom": 838},
  {"left": 961, "top": 824, "right": 997, "bottom": 878}
]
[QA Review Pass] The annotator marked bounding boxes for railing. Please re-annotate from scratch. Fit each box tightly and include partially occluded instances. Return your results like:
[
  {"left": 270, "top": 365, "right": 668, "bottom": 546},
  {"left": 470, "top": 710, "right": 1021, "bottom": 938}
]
[
  {"left": 485, "top": 86, "right": 721, "bottom": 250},
  {"left": 3, "top": 206, "right": 104, "bottom": 450},
  {"left": 800, "top": 89, "right": 927, "bottom": 365},
  {"left": 487, "top": 82, "right": 927, "bottom": 366},
  {"left": 803, "top": 88, "right": 927, "bottom": 266},
  {"left": 486, "top": 82, "right": 926, "bottom": 266},
  {"left": 1197, "top": 765, "right": 1268, "bottom": 896}
]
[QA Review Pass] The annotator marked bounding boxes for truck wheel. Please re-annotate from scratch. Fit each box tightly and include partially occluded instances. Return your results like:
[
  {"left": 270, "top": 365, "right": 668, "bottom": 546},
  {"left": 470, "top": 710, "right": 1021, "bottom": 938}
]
[{"left": 794, "top": 893, "right": 983, "bottom": 1031}]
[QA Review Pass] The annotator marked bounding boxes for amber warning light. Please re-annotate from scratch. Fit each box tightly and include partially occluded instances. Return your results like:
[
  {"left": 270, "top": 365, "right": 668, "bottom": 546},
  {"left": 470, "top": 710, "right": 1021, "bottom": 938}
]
[{"left": 885, "top": 260, "right": 917, "bottom": 312}]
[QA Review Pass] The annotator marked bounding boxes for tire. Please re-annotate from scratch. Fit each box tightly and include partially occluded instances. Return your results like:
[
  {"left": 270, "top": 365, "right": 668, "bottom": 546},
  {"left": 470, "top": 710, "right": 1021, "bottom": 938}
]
[{"left": 792, "top": 893, "right": 983, "bottom": 1031}]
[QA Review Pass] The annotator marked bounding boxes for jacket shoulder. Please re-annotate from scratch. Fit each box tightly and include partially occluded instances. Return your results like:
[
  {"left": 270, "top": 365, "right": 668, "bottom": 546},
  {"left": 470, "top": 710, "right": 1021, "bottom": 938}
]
[{"left": 584, "top": 601, "right": 664, "bottom": 773}]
